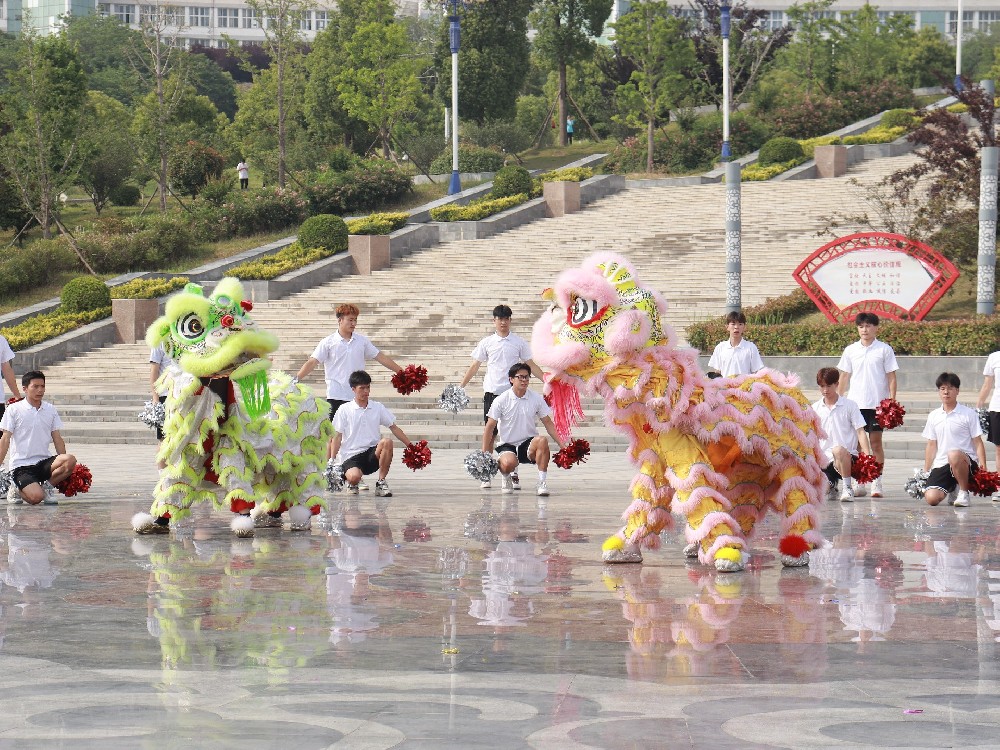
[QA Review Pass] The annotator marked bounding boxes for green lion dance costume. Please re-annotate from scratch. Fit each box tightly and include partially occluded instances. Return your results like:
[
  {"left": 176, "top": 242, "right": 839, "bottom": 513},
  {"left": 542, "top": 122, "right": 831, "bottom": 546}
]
[
  {"left": 531, "top": 253, "right": 827, "bottom": 572},
  {"left": 131, "top": 278, "right": 332, "bottom": 537}
]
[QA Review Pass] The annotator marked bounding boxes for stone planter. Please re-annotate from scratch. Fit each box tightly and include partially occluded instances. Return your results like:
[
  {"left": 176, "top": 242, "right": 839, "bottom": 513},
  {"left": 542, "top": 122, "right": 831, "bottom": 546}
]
[
  {"left": 112, "top": 298, "right": 160, "bottom": 344},
  {"left": 543, "top": 180, "right": 581, "bottom": 217},
  {"left": 814, "top": 145, "right": 848, "bottom": 178},
  {"left": 348, "top": 234, "right": 391, "bottom": 275}
]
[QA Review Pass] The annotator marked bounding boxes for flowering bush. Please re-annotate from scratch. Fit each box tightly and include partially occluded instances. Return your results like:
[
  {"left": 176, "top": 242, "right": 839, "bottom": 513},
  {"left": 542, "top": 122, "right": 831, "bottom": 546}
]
[
  {"left": 196, "top": 187, "right": 309, "bottom": 241},
  {"left": 77, "top": 215, "right": 198, "bottom": 273},
  {"left": 304, "top": 160, "right": 411, "bottom": 216}
]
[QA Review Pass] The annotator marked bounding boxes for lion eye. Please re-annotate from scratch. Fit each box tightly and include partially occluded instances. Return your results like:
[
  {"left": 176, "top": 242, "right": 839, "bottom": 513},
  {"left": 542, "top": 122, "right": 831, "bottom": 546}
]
[
  {"left": 569, "top": 297, "right": 601, "bottom": 326},
  {"left": 177, "top": 313, "right": 205, "bottom": 340}
]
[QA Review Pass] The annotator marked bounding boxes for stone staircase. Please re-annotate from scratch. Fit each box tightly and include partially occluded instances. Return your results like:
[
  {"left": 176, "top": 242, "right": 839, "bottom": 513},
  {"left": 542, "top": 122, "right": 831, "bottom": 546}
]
[{"left": 36, "top": 152, "right": 928, "bottom": 452}]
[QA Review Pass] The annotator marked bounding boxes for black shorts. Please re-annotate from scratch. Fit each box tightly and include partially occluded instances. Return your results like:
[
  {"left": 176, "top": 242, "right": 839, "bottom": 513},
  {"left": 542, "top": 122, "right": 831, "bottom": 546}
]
[
  {"left": 328, "top": 399, "right": 349, "bottom": 421},
  {"left": 483, "top": 392, "right": 500, "bottom": 424},
  {"left": 859, "top": 409, "right": 884, "bottom": 433},
  {"left": 988, "top": 411, "right": 1000, "bottom": 445},
  {"left": 342, "top": 446, "right": 379, "bottom": 476},
  {"left": 927, "top": 459, "right": 978, "bottom": 494},
  {"left": 155, "top": 394, "right": 167, "bottom": 441},
  {"left": 496, "top": 438, "right": 535, "bottom": 465},
  {"left": 12, "top": 456, "right": 56, "bottom": 489}
]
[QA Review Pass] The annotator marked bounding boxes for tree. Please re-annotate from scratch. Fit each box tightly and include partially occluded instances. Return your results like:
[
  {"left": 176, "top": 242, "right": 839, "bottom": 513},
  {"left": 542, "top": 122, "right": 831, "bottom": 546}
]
[
  {"left": 688, "top": 0, "right": 792, "bottom": 107},
  {"left": 169, "top": 140, "right": 224, "bottom": 197},
  {"left": 244, "top": 0, "right": 314, "bottom": 187},
  {"left": 78, "top": 91, "right": 137, "bottom": 214},
  {"left": 532, "top": 0, "right": 613, "bottom": 145},
  {"left": 434, "top": 0, "right": 532, "bottom": 123},
  {"left": 63, "top": 14, "right": 143, "bottom": 105},
  {"left": 897, "top": 27, "right": 954, "bottom": 88},
  {"left": 832, "top": 4, "right": 914, "bottom": 92},
  {"left": 613, "top": 0, "right": 696, "bottom": 172},
  {"left": 778, "top": 0, "right": 837, "bottom": 96},
  {"left": 186, "top": 51, "right": 238, "bottom": 120},
  {"left": 337, "top": 20, "right": 421, "bottom": 159},
  {"left": 0, "top": 29, "right": 87, "bottom": 239}
]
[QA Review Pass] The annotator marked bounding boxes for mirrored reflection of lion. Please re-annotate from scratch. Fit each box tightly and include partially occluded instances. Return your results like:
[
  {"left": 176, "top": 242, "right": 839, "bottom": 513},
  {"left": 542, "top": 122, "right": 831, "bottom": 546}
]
[{"left": 531, "top": 253, "right": 827, "bottom": 571}]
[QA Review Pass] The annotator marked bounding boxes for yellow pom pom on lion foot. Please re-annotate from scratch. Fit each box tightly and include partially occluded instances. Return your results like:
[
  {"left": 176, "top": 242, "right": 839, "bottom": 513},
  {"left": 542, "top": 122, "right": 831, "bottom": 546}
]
[
  {"left": 602, "top": 534, "right": 643, "bottom": 564},
  {"left": 712, "top": 546, "right": 746, "bottom": 572}
]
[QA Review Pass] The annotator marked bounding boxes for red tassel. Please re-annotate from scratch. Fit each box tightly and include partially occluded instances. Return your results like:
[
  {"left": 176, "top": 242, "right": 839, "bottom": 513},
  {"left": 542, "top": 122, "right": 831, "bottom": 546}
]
[
  {"left": 392, "top": 364, "right": 429, "bottom": 395},
  {"left": 969, "top": 467, "right": 1000, "bottom": 496},
  {"left": 851, "top": 453, "right": 883, "bottom": 484},
  {"left": 310, "top": 504, "right": 322, "bottom": 515},
  {"left": 875, "top": 398, "right": 905, "bottom": 430},
  {"left": 553, "top": 438, "right": 591, "bottom": 469},
  {"left": 230, "top": 496, "right": 254, "bottom": 514},
  {"left": 403, "top": 440, "right": 432, "bottom": 470},
  {"left": 779, "top": 534, "right": 810, "bottom": 558},
  {"left": 56, "top": 464, "right": 92, "bottom": 497},
  {"left": 547, "top": 380, "right": 584, "bottom": 443},
  {"left": 6, "top": 397, "right": 21, "bottom": 405}
]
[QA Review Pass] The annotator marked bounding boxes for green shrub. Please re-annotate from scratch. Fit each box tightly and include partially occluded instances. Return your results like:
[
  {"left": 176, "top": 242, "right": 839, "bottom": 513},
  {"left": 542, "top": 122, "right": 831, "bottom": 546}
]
[
  {"left": 741, "top": 158, "right": 806, "bottom": 181},
  {"left": 946, "top": 102, "right": 968, "bottom": 113},
  {"left": 0, "top": 239, "right": 77, "bottom": 303},
  {"left": 194, "top": 187, "right": 309, "bottom": 241},
  {"left": 540, "top": 167, "right": 594, "bottom": 182},
  {"left": 430, "top": 145, "right": 505, "bottom": 174},
  {"left": 304, "top": 160, "right": 411, "bottom": 216},
  {"left": 762, "top": 94, "right": 849, "bottom": 139},
  {"left": 78, "top": 215, "right": 198, "bottom": 273},
  {"left": 841, "top": 126, "right": 907, "bottom": 145},
  {"left": 490, "top": 165, "right": 533, "bottom": 199},
  {"left": 515, "top": 95, "right": 554, "bottom": 148},
  {"left": 110, "top": 276, "right": 189, "bottom": 299},
  {"left": 61, "top": 276, "right": 111, "bottom": 313},
  {"left": 169, "top": 141, "right": 225, "bottom": 198},
  {"left": 199, "top": 176, "right": 236, "bottom": 207},
  {"left": 228, "top": 242, "right": 330, "bottom": 280},
  {"left": 327, "top": 145, "right": 359, "bottom": 172},
  {"left": 430, "top": 194, "right": 528, "bottom": 221},
  {"left": 881, "top": 108, "right": 917, "bottom": 129},
  {"left": 692, "top": 111, "right": 773, "bottom": 160},
  {"left": 0, "top": 307, "right": 112, "bottom": 350},
  {"left": 797, "top": 135, "right": 842, "bottom": 158},
  {"left": 345, "top": 212, "right": 409, "bottom": 235},
  {"left": 108, "top": 183, "right": 142, "bottom": 207},
  {"left": 298, "top": 214, "right": 348, "bottom": 252},
  {"left": 758, "top": 137, "right": 805, "bottom": 166},
  {"left": 464, "top": 119, "right": 532, "bottom": 156}
]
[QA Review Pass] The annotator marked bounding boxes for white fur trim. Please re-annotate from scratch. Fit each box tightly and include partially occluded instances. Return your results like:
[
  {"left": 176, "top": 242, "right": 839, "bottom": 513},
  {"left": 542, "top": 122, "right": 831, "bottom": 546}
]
[
  {"left": 131, "top": 512, "right": 156, "bottom": 532},
  {"left": 231, "top": 515, "right": 255, "bottom": 537},
  {"left": 288, "top": 504, "right": 312, "bottom": 530}
]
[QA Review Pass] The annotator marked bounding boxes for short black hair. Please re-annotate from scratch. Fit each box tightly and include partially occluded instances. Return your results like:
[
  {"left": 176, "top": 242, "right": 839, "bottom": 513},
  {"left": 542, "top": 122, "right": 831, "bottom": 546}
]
[
  {"left": 816, "top": 367, "right": 840, "bottom": 386},
  {"left": 349, "top": 370, "right": 372, "bottom": 388},
  {"left": 855, "top": 312, "right": 880, "bottom": 327},
  {"left": 508, "top": 362, "right": 530, "bottom": 378},
  {"left": 492, "top": 305, "right": 512, "bottom": 319},
  {"left": 935, "top": 372, "right": 961, "bottom": 389},
  {"left": 22, "top": 370, "right": 44, "bottom": 387},
  {"left": 724, "top": 311, "right": 747, "bottom": 325}
]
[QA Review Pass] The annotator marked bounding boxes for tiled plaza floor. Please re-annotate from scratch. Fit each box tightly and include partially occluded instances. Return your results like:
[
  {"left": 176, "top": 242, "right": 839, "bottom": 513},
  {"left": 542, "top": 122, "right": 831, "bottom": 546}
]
[{"left": 2, "top": 445, "right": 999, "bottom": 748}]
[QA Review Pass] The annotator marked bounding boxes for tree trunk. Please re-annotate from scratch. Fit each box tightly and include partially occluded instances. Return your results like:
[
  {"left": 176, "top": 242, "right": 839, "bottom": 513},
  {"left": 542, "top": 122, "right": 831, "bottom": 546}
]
[
  {"left": 558, "top": 62, "right": 568, "bottom": 148},
  {"left": 159, "top": 150, "right": 168, "bottom": 212},
  {"left": 277, "top": 56, "right": 286, "bottom": 188},
  {"left": 647, "top": 116, "right": 655, "bottom": 174}
]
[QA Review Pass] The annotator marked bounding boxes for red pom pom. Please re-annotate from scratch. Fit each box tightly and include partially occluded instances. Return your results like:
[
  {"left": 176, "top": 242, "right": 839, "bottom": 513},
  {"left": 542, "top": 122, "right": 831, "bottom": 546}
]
[
  {"left": 851, "top": 453, "right": 883, "bottom": 484},
  {"left": 553, "top": 438, "right": 591, "bottom": 469},
  {"left": 230, "top": 496, "right": 254, "bottom": 514},
  {"left": 402, "top": 440, "right": 432, "bottom": 470},
  {"left": 310, "top": 504, "right": 322, "bottom": 515},
  {"left": 779, "top": 534, "right": 811, "bottom": 558},
  {"left": 221, "top": 314, "right": 235, "bottom": 328},
  {"left": 240, "top": 300, "right": 253, "bottom": 312},
  {"left": 6, "top": 397, "right": 21, "bottom": 405},
  {"left": 56, "top": 463, "right": 92, "bottom": 497},
  {"left": 875, "top": 398, "right": 905, "bottom": 430},
  {"left": 969, "top": 467, "right": 1000, "bottom": 496},
  {"left": 392, "top": 364, "right": 429, "bottom": 395}
]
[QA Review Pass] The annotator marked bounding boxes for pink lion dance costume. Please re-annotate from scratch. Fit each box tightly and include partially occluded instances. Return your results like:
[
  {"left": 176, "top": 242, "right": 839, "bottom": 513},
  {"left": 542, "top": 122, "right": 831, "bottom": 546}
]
[{"left": 531, "top": 253, "right": 827, "bottom": 571}]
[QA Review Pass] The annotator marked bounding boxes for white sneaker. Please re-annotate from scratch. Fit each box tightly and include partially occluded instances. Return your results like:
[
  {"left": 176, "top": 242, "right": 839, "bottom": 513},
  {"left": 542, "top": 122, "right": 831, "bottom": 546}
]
[
  {"left": 870, "top": 477, "right": 883, "bottom": 498},
  {"left": 7, "top": 484, "right": 22, "bottom": 505},
  {"left": 358, "top": 481, "right": 370, "bottom": 492},
  {"left": 480, "top": 480, "right": 492, "bottom": 489},
  {"left": 854, "top": 483, "right": 869, "bottom": 497},
  {"left": 536, "top": 480, "right": 549, "bottom": 497},
  {"left": 946, "top": 489, "right": 958, "bottom": 505},
  {"left": 992, "top": 491, "right": 1000, "bottom": 503},
  {"left": 346, "top": 484, "right": 360, "bottom": 495},
  {"left": 954, "top": 490, "right": 970, "bottom": 507},
  {"left": 839, "top": 484, "right": 854, "bottom": 502},
  {"left": 500, "top": 475, "right": 514, "bottom": 494},
  {"left": 510, "top": 472, "right": 521, "bottom": 491},
  {"left": 826, "top": 482, "right": 839, "bottom": 501}
]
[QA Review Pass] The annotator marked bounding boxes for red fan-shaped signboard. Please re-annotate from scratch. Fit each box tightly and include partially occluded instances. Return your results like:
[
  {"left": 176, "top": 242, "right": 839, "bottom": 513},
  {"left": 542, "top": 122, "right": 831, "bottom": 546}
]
[{"left": 793, "top": 233, "right": 959, "bottom": 324}]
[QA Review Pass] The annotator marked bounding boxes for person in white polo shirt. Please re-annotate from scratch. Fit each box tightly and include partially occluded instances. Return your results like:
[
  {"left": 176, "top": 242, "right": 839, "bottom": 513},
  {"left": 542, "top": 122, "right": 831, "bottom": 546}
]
[
  {"left": 295, "top": 303, "right": 404, "bottom": 476},
  {"left": 837, "top": 312, "right": 899, "bottom": 498},
  {"left": 0, "top": 333, "right": 22, "bottom": 422},
  {"left": 812, "top": 367, "right": 871, "bottom": 502},
  {"left": 708, "top": 311, "right": 764, "bottom": 378},
  {"left": 330, "top": 370, "right": 416, "bottom": 498},
  {"left": 460, "top": 305, "right": 544, "bottom": 490},
  {"left": 0, "top": 371, "right": 77, "bottom": 505},
  {"left": 483, "top": 362, "right": 566, "bottom": 497},
  {"left": 922, "top": 372, "right": 987, "bottom": 508}
]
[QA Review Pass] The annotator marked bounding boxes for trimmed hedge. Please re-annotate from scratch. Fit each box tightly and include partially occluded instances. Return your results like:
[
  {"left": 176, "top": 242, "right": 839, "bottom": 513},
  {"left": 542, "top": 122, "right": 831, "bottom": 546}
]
[
  {"left": 346, "top": 212, "right": 409, "bottom": 235},
  {"left": 110, "top": 277, "right": 189, "bottom": 299},
  {"left": 540, "top": 167, "right": 594, "bottom": 182},
  {"left": 490, "top": 165, "right": 533, "bottom": 199},
  {"left": 304, "top": 160, "right": 411, "bottom": 216},
  {"left": 0, "top": 307, "right": 112, "bottom": 350},
  {"left": 429, "top": 194, "right": 528, "bottom": 222},
  {"left": 741, "top": 158, "right": 806, "bottom": 181},
  {"left": 758, "top": 137, "right": 804, "bottom": 166},
  {"left": 194, "top": 187, "right": 309, "bottom": 241},
  {"left": 299, "top": 214, "right": 348, "bottom": 252},
  {"left": 61, "top": 276, "right": 111, "bottom": 313},
  {"left": 78, "top": 214, "right": 199, "bottom": 273},
  {"left": 841, "top": 125, "right": 906, "bottom": 145},
  {"left": 227, "top": 242, "right": 331, "bottom": 280},
  {"left": 429, "top": 145, "right": 505, "bottom": 174}
]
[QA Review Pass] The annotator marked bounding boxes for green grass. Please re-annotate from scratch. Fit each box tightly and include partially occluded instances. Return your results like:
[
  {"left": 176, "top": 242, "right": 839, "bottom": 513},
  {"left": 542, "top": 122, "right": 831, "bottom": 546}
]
[{"left": 517, "top": 139, "right": 615, "bottom": 171}]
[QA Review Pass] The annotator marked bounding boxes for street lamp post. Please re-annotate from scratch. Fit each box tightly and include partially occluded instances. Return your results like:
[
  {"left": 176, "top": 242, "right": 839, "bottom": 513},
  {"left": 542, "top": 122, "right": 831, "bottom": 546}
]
[
  {"left": 720, "top": 0, "right": 731, "bottom": 161},
  {"left": 956, "top": 0, "right": 964, "bottom": 91},
  {"left": 447, "top": 0, "right": 462, "bottom": 195}
]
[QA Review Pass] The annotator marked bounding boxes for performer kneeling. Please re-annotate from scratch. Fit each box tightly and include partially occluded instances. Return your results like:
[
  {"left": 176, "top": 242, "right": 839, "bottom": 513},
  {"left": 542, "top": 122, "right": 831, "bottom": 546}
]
[{"left": 812, "top": 367, "right": 870, "bottom": 502}]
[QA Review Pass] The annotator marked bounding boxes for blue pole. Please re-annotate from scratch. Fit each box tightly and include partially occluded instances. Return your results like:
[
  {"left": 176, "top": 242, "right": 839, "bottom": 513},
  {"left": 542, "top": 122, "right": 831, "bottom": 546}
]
[
  {"left": 448, "top": 7, "right": 462, "bottom": 195},
  {"left": 720, "top": 1, "right": 731, "bottom": 162}
]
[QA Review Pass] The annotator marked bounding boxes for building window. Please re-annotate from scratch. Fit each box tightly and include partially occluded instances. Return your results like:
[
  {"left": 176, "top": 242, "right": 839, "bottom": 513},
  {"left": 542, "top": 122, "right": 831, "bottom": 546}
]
[
  {"left": 241, "top": 7, "right": 259, "bottom": 28},
  {"left": 297, "top": 10, "right": 312, "bottom": 30},
  {"left": 979, "top": 10, "right": 1000, "bottom": 30},
  {"left": 948, "top": 10, "right": 975, "bottom": 35},
  {"left": 764, "top": 10, "right": 783, "bottom": 30},
  {"left": 99, "top": 3, "right": 135, "bottom": 22},
  {"left": 314, "top": 10, "right": 327, "bottom": 30},
  {"left": 139, "top": 4, "right": 180, "bottom": 24},
  {"left": 878, "top": 10, "right": 915, "bottom": 28},
  {"left": 188, "top": 6, "right": 209, "bottom": 25},
  {"left": 217, "top": 7, "right": 237, "bottom": 27}
]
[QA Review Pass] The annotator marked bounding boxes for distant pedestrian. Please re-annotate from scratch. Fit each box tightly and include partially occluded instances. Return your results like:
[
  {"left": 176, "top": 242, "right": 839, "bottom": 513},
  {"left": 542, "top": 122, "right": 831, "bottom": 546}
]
[
  {"left": 566, "top": 116, "right": 575, "bottom": 145},
  {"left": 237, "top": 159, "right": 249, "bottom": 190}
]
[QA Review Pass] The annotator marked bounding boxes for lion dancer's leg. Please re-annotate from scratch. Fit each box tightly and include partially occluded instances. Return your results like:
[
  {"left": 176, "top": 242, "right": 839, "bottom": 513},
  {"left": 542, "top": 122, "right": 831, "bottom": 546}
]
[
  {"left": 772, "top": 456, "right": 825, "bottom": 567},
  {"left": 602, "top": 449, "right": 674, "bottom": 564}
]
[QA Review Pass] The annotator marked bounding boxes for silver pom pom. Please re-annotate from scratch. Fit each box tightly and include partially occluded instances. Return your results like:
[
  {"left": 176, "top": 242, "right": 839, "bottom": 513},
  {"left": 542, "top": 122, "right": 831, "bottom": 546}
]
[
  {"left": 464, "top": 450, "right": 498, "bottom": 482},
  {"left": 905, "top": 468, "right": 929, "bottom": 499},
  {"left": 979, "top": 407, "right": 990, "bottom": 436},
  {"left": 138, "top": 400, "right": 165, "bottom": 430},
  {"left": 0, "top": 467, "right": 10, "bottom": 497},
  {"left": 325, "top": 459, "right": 345, "bottom": 492},
  {"left": 438, "top": 384, "right": 470, "bottom": 414}
]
